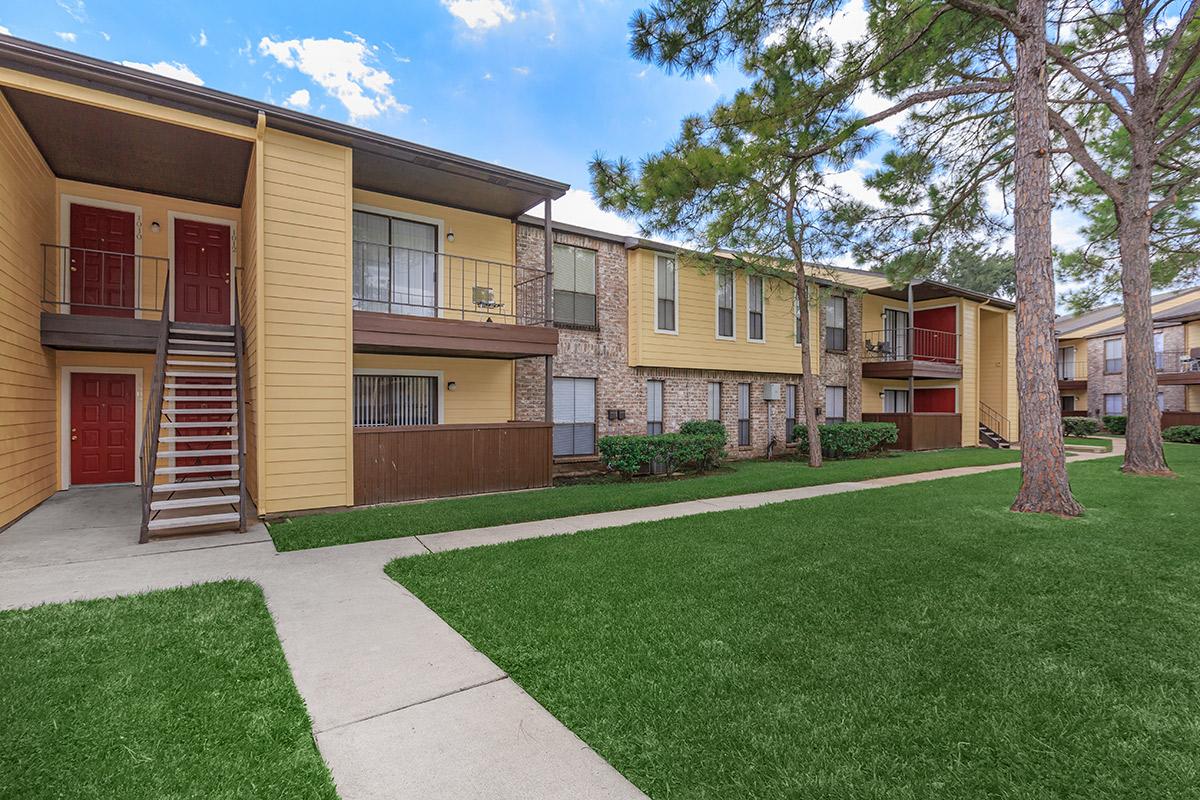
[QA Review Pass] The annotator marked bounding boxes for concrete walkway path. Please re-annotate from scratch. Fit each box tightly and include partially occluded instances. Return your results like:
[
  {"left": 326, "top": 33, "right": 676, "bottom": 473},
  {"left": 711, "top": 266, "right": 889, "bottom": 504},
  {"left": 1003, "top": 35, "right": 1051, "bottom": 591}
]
[{"left": 0, "top": 443, "right": 1122, "bottom": 800}]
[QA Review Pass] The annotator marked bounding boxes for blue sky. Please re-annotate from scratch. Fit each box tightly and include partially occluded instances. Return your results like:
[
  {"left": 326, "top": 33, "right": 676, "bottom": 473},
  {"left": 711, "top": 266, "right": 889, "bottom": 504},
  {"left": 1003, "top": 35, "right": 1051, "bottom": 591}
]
[{"left": 0, "top": 0, "right": 759, "bottom": 232}]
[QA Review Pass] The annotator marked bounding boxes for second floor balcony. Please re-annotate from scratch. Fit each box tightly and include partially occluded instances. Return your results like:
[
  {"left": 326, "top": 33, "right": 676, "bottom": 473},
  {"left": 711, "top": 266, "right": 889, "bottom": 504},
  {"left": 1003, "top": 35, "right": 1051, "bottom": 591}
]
[
  {"left": 1156, "top": 349, "right": 1200, "bottom": 385},
  {"left": 1057, "top": 354, "right": 1088, "bottom": 390},
  {"left": 862, "top": 326, "right": 963, "bottom": 379}
]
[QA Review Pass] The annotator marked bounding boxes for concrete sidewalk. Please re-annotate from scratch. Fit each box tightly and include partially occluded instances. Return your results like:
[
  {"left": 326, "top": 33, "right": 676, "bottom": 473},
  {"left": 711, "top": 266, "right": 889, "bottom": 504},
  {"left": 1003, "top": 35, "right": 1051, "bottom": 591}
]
[{"left": 0, "top": 444, "right": 1122, "bottom": 800}]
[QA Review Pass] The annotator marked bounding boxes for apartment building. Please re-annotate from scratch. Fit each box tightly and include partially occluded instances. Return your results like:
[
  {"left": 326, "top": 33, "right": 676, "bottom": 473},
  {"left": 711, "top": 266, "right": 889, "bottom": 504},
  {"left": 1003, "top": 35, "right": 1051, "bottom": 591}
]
[
  {"left": 0, "top": 35, "right": 1019, "bottom": 538},
  {"left": 1056, "top": 287, "right": 1200, "bottom": 422}
]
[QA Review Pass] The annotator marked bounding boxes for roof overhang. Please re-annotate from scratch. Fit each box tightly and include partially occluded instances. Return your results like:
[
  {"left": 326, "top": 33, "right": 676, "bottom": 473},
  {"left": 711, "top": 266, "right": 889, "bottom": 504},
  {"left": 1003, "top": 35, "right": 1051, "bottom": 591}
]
[{"left": 867, "top": 279, "right": 1015, "bottom": 310}]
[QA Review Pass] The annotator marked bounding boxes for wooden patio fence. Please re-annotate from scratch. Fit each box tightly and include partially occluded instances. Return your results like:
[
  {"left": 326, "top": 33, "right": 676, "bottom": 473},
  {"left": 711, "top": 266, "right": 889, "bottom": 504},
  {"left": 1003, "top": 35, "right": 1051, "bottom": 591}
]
[
  {"left": 862, "top": 413, "right": 963, "bottom": 450},
  {"left": 353, "top": 422, "right": 553, "bottom": 505},
  {"left": 1161, "top": 411, "right": 1200, "bottom": 429}
]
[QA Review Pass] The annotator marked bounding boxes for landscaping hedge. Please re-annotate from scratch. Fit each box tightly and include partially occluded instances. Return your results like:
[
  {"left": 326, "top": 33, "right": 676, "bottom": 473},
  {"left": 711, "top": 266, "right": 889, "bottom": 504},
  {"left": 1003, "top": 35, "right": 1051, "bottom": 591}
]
[
  {"left": 1063, "top": 416, "right": 1102, "bottom": 437},
  {"left": 678, "top": 419, "right": 728, "bottom": 444},
  {"left": 598, "top": 431, "right": 726, "bottom": 476},
  {"left": 1163, "top": 425, "right": 1200, "bottom": 444},
  {"left": 792, "top": 422, "right": 899, "bottom": 459},
  {"left": 1102, "top": 415, "right": 1127, "bottom": 434}
]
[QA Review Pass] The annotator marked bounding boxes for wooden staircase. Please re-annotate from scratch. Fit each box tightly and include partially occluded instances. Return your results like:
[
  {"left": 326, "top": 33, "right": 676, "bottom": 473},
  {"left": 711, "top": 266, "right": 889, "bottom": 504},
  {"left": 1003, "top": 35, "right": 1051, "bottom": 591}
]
[
  {"left": 978, "top": 402, "right": 1013, "bottom": 449},
  {"left": 140, "top": 287, "right": 249, "bottom": 541}
]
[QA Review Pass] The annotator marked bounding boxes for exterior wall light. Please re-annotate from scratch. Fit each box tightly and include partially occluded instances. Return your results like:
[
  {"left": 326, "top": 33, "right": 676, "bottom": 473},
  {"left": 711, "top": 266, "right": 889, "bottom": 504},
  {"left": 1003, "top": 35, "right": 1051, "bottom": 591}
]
[
  {"left": 446, "top": 231, "right": 455, "bottom": 242},
  {"left": 150, "top": 221, "right": 161, "bottom": 233},
  {"left": 446, "top": 381, "right": 457, "bottom": 391}
]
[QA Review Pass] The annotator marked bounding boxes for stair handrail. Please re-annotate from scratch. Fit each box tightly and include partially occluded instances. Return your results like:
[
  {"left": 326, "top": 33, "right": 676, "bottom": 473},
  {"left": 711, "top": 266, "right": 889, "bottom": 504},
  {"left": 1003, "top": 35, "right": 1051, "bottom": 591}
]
[
  {"left": 139, "top": 275, "right": 172, "bottom": 543},
  {"left": 978, "top": 401, "right": 1011, "bottom": 442},
  {"left": 233, "top": 271, "right": 249, "bottom": 532}
]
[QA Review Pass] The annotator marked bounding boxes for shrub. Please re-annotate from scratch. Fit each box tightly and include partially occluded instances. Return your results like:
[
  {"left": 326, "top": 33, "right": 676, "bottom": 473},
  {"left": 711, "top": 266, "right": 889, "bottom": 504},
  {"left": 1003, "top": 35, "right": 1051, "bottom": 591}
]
[
  {"left": 1163, "top": 425, "right": 1200, "bottom": 444},
  {"left": 1102, "top": 415, "right": 1127, "bottom": 435},
  {"left": 792, "top": 422, "right": 899, "bottom": 459},
  {"left": 679, "top": 419, "right": 728, "bottom": 444},
  {"left": 598, "top": 432, "right": 726, "bottom": 477},
  {"left": 1063, "top": 416, "right": 1102, "bottom": 437}
]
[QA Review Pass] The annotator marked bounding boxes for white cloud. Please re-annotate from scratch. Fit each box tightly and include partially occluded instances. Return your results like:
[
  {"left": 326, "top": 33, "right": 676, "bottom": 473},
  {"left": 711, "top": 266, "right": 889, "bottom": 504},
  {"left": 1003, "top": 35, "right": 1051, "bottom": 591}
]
[
  {"left": 197, "top": 29, "right": 207, "bottom": 47},
  {"left": 825, "top": 159, "right": 882, "bottom": 206},
  {"left": 512, "top": 65, "right": 530, "bottom": 76},
  {"left": 100, "top": 31, "right": 110, "bottom": 41},
  {"left": 55, "top": 31, "right": 77, "bottom": 42},
  {"left": 57, "top": 0, "right": 86, "bottom": 22},
  {"left": 852, "top": 87, "right": 905, "bottom": 136},
  {"left": 119, "top": 60, "right": 204, "bottom": 85},
  {"left": 703, "top": 74, "right": 715, "bottom": 87},
  {"left": 482, "top": 71, "right": 493, "bottom": 80},
  {"left": 0, "top": 25, "right": 10, "bottom": 36},
  {"left": 284, "top": 88, "right": 311, "bottom": 109},
  {"left": 442, "top": 0, "right": 515, "bottom": 30},
  {"left": 258, "top": 34, "right": 407, "bottom": 119},
  {"left": 536, "top": 189, "right": 642, "bottom": 237}
]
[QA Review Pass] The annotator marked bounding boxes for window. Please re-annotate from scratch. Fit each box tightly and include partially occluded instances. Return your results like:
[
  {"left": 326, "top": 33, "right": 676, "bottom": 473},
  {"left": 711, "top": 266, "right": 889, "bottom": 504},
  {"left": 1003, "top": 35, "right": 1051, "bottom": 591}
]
[
  {"left": 1062, "top": 395, "right": 1076, "bottom": 413},
  {"left": 647, "top": 380, "right": 665, "bottom": 434},
  {"left": 825, "top": 386, "right": 846, "bottom": 423},
  {"left": 785, "top": 384, "right": 798, "bottom": 442},
  {"left": 354, "top": 374, "right": 438, "bottom": 427},
  {"left": 824, "top": 296, "right": 847, "bottom": 351},
  {"left": 883, "top": 308, "right": 909, "bottom": 359},
  {"left": 748, "top": 275, "right": 764, "bottom": 341},
  {"left": 553, "top": 378, "right": 596, "bottom": 457},
  {"left": 552, "top": 244, "right": 598, "bottom": 328},
  {"left": 1058, "top": 346, "right": 1077, "bottom": 380},
  {"left": 737, "top": 382, "right": 751, "bottom": 446},
  {"left": 716, "top": 271, "right": 735, "bottom": 338},
  {"left": 655, "top": 255, "right": 677, "bottom": 332},
  {"left": 1104, "top": 393, "right": 1123, "bottom": 414},
  {"left": 883, "top": 389, "right": 909, "bottom": 413},
  {"left": 1157, "top": 391, "right": 1166, "bottom": 412},
  {"left": 353, "top": 210, "right": 438, "bottom": 316},
  {"left": 1154, "top": 331, "right": 1165, "bottom": 371},
  {"left": 1104, "top": 339, "right": 1123, "bottom": 374},
  {"left": 707, "top": 382, "right": 722, "bottom": 421}
]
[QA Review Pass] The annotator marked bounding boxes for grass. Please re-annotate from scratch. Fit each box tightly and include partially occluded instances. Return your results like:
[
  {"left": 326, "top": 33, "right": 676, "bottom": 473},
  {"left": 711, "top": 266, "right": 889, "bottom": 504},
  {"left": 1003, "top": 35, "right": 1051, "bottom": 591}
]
[
  {"left": 270, "top": 447, "right": 1021, "bottom": 551},
  {"left": 1065, "top": 435, "right": 1114, "bottom": 450},
  {"left": 387, "top": 445, "right": 1200, "bottom": 799},
  {"left": 0, "top": 581, "right": 337, "bottom": 800}
]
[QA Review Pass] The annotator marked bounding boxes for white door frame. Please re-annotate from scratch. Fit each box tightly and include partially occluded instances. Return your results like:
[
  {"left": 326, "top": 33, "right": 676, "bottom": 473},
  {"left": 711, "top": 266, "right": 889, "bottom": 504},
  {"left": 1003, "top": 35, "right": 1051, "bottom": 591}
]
[
  {"left": 59, "top": 194, "right": 144, "bottom": 318},
  {"left": 167, "top": 211, "right": 238, "bottom": 324},
  {"left": 60, "top": 366, "right": 145, "bottom": 490}
]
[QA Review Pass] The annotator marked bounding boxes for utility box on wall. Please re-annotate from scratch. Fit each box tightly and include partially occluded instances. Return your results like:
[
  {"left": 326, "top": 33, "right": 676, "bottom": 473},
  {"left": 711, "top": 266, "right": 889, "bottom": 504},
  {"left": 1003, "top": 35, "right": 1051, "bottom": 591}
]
[{"left": 762, "top": 383, "right": 781, "bottom": 402}]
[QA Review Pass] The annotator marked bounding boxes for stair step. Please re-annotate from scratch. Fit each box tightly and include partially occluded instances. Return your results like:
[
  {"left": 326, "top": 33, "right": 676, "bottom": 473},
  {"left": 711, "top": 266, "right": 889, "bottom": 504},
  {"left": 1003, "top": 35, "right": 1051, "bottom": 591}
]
[
  {"left": 169, "top": 338, "right": 234, "bottom": 347},
  {"left": 166, "top": 360, "right": 235, "bottom": 368},
  {"left": 151, "top": 494, "right": 240, "bottom": 512},
  {"left": 147, "top": 511, "right": 240, "bottom": 531},
  {"left": 155, "top": 464, "right": 240, "bottom": 475},
  {"left": 168, "top": 349, "right": 236, "bottom": 357},
  {"left": 163, "top": 408, "right": 237, "bottom": 415},
  {"left": 153, "top": 478, "right": 241, "bottom": 492},
  {"left": 166, "top": 371, "right": 236, "bottom": 378},
  {"left": 165, "top": 384, "right": 235, "bottom": 390},
  {"left": 160, "top": 435, "right": 238, "bottom": 443},
  {"left": 157, "top": 448, "right": 239, "bottom": 458},
  {"left": 170, "top": 326, "right": 234, "bottom": 337}
]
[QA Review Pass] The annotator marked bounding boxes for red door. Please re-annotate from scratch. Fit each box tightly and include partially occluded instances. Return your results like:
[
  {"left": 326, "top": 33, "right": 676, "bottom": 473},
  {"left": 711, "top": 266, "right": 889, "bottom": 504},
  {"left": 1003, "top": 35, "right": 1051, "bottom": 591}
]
[
  {"left": 913, "top": 306, "right": 958, "bottom": 362},
  {"left": 913, "top": 387, "right": 957, "bottom": 414},
  {"left": 70, "top": 204, "right": 136, "bottom": 317},
  {"left": 71, "top": 373, "right": 136, "bottom": 485},
  {"left": 170, "top": 378, "right": 234, "bottom": 477},
  {"left": 174, "top": 219, "right": 231, "bottom": 325}
]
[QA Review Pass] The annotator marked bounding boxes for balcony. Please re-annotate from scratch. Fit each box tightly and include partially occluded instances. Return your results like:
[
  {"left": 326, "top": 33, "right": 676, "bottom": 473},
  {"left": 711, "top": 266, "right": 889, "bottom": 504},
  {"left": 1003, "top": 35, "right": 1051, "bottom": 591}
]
[
  {"left": 1156, "top": 349, "right": 1200, "bottom": 385},
  {"left": 351, "top": 245, "right": 557, "bottom": 359},
  {"left": 1057, "top": 356, "right": 1088, "bottom": 391},
  {"left": 862, "top": 327, "right": 963, "bottom": 379},
  {"left": 39, "top": 244, "right": 169, "bottom": 353}
]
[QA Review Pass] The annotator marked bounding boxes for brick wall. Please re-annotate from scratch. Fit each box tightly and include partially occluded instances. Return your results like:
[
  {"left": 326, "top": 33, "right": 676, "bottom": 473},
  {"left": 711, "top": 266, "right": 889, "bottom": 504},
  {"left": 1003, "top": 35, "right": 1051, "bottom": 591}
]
[{"left": 1085, "top": 326, "right": 1189, "bottom": 414}]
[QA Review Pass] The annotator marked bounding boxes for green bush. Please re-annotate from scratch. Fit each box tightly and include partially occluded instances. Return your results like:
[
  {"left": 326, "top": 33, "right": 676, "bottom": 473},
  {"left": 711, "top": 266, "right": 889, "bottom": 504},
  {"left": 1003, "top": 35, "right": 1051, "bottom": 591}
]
[
  {"left": 1163, "top": 425, "right": 1200, "bottom": 444},
  {"left": 792, "top": 422, "right": 899, "bottom": 459},
  {"left": 1102, "top": 415, "right": 1127, "bottom": 435},
  {"left": 1063, "top": 416, "right": 1102, "bottom": 437},
  {"left": 679, "top": 419, "right": 728, "bottom": 445},
  {"left": 598, "top": 432, "right": 726, "bottom": 477}
]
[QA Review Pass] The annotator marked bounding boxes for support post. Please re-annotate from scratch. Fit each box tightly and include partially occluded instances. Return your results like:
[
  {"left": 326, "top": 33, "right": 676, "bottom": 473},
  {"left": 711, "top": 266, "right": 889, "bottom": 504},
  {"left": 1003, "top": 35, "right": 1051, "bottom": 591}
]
[
  {"left": 907, "top": 282, "right": 915, "bottom": 413},
  {"left": 543, "top": 199, "right": 554, "bottom": 424}
]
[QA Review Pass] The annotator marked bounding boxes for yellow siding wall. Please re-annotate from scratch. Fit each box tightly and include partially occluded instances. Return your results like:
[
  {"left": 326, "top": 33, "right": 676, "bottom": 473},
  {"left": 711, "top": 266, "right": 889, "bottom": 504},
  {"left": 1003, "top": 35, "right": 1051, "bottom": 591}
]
[
  {"left": 959, "top": 300, "right": 979, "bottom": 444},
  {"left": 627, "top": 248, "right": 820, "bottom": 373},
  {"left": 861, "top": 378, "right": 910, "bottom": 413},
  {"left": 258, "top": 129, "right": 353, "bottom": 513},
  {"left": 1188, "top": 322, "right": 1200, "bottom": 411},
  {"left": 352, "top": 354, "right": 515, "bottom": 423},
  {"left": 1057, "top": 337, "right": 1087, "bottom": 379},
  {"left": 239, "top": 139, "right": 263, "bottom": 507},
  {"left": 0, "top": 93, "right": 56, "bottom": 528},
  {"left": 977, "top": 308, "right": 1008, "bottom": 413},
  {"left": 1006, "top": 310, "right": 1020, "bottom": 439}
]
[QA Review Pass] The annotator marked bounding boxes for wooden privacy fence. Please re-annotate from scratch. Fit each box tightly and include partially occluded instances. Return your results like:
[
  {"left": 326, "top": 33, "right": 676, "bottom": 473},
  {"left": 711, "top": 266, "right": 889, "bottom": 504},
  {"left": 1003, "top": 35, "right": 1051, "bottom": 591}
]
[
  {"left": 862, "top": 413, "right": 963, "bottom": 451},
  {"left": 1162, "top": 411, "right": 1200, "bottom": 429},
  {"left": 354, "top": 422, "right": 553, "bottom": 505}
]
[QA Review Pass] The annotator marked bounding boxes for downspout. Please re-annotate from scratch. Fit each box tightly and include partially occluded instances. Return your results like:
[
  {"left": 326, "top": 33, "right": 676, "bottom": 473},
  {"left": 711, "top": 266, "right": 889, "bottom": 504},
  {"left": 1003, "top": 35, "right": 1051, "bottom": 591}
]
[
  {"left": 907, "top": 282, "right": 915, "bottom": 414},
  {"left": 543, "top": 200, "right": 554, "bottom": 425}
]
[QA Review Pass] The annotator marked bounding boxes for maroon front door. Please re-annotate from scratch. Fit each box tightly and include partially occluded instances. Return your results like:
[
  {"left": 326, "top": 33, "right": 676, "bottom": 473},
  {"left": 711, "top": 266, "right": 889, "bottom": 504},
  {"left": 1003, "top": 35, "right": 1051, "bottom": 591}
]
[
  {"left": 174, "top": 219, "right": 231, "bottom": 325},
  {"left": 913, "top": 387, "right": 957, "bottom": 414},
  {"left": 71, "top": 372, "right": 136, "bottom": 485},
  {"left": 70, "top": 204, "right": 136, "bottom": 317}
]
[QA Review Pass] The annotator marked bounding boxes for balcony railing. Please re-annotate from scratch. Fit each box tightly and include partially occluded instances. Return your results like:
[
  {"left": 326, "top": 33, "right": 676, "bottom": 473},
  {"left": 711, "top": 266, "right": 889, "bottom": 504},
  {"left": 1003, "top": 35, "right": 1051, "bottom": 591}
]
[
  {"left": 1156, "top": 349, "right": 1200, "bottom": 375},
  {"left": 352, "top": 243, "right": 550, "bottom": 326},
  {"left": 1057, "top": 356, "right": 1088, "bottom": 381},
  {"left": 41, "top": 244, "right": 169, "bottom": 317},
  {"left": 863, "top": 327, "right": 961, "bottom": 364}
]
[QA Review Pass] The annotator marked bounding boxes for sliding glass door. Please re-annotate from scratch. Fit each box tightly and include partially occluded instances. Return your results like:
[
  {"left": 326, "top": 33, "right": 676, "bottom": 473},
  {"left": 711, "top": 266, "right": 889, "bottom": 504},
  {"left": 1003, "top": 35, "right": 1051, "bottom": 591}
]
[{"left": 353, "top": 210, "right": 438, "bottom": 316}]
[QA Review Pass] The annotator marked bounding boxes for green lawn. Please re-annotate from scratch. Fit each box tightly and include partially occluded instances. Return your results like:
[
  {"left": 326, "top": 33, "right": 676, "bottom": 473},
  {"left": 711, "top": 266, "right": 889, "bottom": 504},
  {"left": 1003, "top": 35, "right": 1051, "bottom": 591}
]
[
  {"left": 388, "top": 445, "right": 1200, "bottom": 799},
  {"left": 0, "top": 581, "right": 337, "bottom": 800},
  {"left": 1065, "top": 435, "right": 1114, "bottom": 450},
  {"left": 270, "top": 448, "right": 1021, "bottom": 551}
]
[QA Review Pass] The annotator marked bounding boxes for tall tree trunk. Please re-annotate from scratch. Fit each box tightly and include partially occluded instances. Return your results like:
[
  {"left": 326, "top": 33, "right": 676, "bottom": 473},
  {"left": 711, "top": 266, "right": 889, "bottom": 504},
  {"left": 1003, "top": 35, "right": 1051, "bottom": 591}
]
[
  {"left": 793, "top": 272, "right": 823, "bottom": 467},
  {"left": 1010, "top": 0, "right": 1083, "bottom": 516},
  {"left": 1117, "top": 143, "right": 1172, "bottom": 475}
]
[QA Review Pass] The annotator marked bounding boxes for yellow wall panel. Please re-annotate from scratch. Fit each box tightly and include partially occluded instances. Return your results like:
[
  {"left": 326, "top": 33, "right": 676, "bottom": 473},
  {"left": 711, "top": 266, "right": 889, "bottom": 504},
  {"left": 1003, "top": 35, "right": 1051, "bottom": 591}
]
[{"left": 353, "top": 354, "right": 515, "bottom": 424}]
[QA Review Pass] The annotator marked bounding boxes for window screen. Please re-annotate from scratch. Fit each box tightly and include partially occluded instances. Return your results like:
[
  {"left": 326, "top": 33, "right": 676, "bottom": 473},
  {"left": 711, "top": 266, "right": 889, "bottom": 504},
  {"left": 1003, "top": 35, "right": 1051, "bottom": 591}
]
[
  {"left": 738, "top": 382, "right": 751, "bottom": 446},
  {"left": 748, "top": 275, "right": 764, "bottom": 341},
  {"left": 647, "top": 380, "right": 665, "bottom": 435},
  {"left": 717, "top": 271, "right": 734, "bottom": 337},
  {"left": 656, "top": 256, "right": 676, "bottom": 331},
  {"left": 825, "top": 385, "right": 846, "bottom": 423},
  {"left": 707, "top": 382, "right": 721, "bottom": 421},
  {"left": 553, "top": 244, "right": 597, "bottom": 327},
  {"left": 354, "top": 374, "right": 438, "bottom": 427},
  {"left": 553, "top": 377, "right": 596, "bottom": 456},
  {"left": 1104, "top": 393, "right": 1123, "bottom": 414},
  {"left": 824, "top": 296, "right": 847, "bottom": 351},
  {"left": 785, "top": 384, "right": 798, "bottom": 442},
  {"left": 1104, "top": 339, "right": 1123, "bottom": 373}
]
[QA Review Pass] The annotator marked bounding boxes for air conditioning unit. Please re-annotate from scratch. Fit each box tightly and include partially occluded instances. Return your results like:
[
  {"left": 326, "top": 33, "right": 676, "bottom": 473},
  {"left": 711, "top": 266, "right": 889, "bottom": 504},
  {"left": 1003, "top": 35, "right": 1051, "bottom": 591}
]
[{"left": 762, "top": 382, "right": 781, "bottom": 402}]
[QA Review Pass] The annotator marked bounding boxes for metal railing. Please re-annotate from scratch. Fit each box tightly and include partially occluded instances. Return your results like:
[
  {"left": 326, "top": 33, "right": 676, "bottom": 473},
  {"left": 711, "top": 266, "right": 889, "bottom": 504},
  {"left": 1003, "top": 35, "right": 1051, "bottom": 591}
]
[
  {"left": 138, "top": 275, "right": 171, "bottom": 543},
  {"left": 1155, "top": 349, "right": 1200, "bottom": 375},
  {"left": 42, "top": 244, "right": 169, "bottom": 317},
  {"left": 863, "top": 327, "right": 962, "bottom": 364},
  {"left": 351, "top": 243, "right": 551, "bottom": 326},
  {"left": 979, "top": 401, "right": 1012, "bottom": 442},
  {"left": 1057, "top": 356, "right": 1088, "bottom": 381}
]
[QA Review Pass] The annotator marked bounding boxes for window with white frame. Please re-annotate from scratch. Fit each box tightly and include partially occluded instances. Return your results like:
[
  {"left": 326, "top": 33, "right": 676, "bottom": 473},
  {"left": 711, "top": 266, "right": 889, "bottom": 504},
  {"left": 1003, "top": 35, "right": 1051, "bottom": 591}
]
[
  {"left": 785, "top": 384, "right": 798, "bottom": 442},
  {"left": 824, "top": 295, "right": 847, "bottom": 351},
  {"left": 825, "top": 386, "right": 846, "bottom": 423},
  {"left": 1058, "top": 346, "right": 1077, "bottom": 380},
  {"left": 655, "top": 255, "right": 677, "bottom": 332},
  {"left": 1154, "top": 331, "right": 1165, "bottom": 370},
  {"left": 716, "top": 271, "right": 735, "bottom": 338},
  {"left": 352, "top": 210, "right": 438, "bottom": 316},
  {"left": 883, "top": 389, "right": 909, "bottom": 413},
  {"left": 748, "top": 275, "right": 764, "bottom": 341},
  {"left": 737, "top": 382, "right": 751, "bottom": 445},
  {"left": 354, "top": 374, "right": 438, "bottom": 427},
  {"left": 1104, "top": 393, "right": 1123, "bottom": 414},
  {"left": 707, "top": 381, "right": 722, "bottom": 421},
  {"left": 553, "top": 377, "right": 596, "bottom": 457},
  {"left": 553, "top": 244, "right": 598, "bottom": 328},
  {"left": 647, "top": 380, "right": 665, "bottom": 434},
  {"left": 1104, "top": 338, "right": 1123, "bottom": 374}
]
